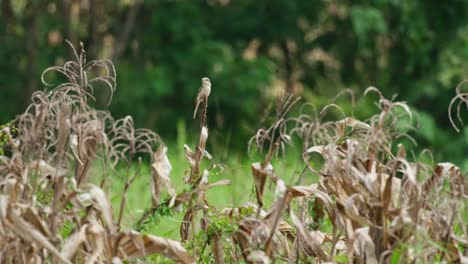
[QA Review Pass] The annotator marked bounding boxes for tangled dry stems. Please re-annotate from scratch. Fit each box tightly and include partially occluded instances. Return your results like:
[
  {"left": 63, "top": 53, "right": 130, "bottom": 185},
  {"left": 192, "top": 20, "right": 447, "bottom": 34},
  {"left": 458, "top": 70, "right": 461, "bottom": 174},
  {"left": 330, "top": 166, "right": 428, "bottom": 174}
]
[
  {"left": 0, "top": 43, "right": 192, "bottom": 263},
  {"left": 0, "top": 43, "right": 466, "bottom": 263},
  {"left": 449, "top": 79, "right": 468, "bottom": 132}
]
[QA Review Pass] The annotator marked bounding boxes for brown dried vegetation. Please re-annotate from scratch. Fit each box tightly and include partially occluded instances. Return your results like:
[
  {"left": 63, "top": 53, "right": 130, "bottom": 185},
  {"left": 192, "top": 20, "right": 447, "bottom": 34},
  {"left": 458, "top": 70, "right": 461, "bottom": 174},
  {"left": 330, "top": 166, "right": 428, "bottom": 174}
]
[
  {"left": 0, "top": 43, "right": 466, "bottom": 263},
  {"left": 0, "top": 43, "right": 193, "bottom": 263}
]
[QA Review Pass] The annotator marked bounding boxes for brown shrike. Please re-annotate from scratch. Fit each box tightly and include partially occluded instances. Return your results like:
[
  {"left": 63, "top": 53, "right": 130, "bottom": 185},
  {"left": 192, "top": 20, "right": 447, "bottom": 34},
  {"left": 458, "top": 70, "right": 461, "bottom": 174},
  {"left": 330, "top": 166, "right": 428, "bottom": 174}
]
[{"left": 193, "top": 77, "right": 211, "bottom": 119}]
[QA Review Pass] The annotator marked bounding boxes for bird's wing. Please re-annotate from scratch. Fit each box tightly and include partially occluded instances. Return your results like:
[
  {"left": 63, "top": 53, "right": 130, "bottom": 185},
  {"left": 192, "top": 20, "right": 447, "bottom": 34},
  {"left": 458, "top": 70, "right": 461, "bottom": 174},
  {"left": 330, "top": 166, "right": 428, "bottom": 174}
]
[{"left": 195, "top": 85, "right": 202, "bottom": 101}]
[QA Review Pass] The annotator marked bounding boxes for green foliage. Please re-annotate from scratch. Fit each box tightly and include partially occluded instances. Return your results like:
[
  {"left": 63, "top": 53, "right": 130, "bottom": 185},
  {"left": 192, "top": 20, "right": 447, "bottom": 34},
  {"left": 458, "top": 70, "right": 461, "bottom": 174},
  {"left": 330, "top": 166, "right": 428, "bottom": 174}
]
[
  {"left": 206, "top": 212, "right": 238, "bottom": 238},
  {"left": 334, "top": 254, "right": 348, "bottom": 264},
  {"left": 350, "top": 6, "right": 387, "bottom": 41},
  {"left": 185, "top": 212, "right": 239, "bottom": 263},
  {"left": 390, "top": 248, "right": 402, "bottom": 264},
  {"left": 59, "top": 221, "right": 76, "bottom": 240},
  {"left": 36, "top": 189, "right": 54, "bottom": 205},
  {"left": 135, "top": 203, "right": 174, "bottom": 233},
  {"left": 145, "top": 254, "right": 175, "bottom": 264},
  {"left": 0, "top": 122, "right": 17, "bottom": 156}
]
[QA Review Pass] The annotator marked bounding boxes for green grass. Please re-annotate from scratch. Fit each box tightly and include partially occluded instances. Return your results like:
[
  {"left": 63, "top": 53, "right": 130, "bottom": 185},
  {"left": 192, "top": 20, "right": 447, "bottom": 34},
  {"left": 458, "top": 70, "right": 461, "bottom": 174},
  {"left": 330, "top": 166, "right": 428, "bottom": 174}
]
[{"left": 104, "top": 122, "right": 318, "bottom": 239}]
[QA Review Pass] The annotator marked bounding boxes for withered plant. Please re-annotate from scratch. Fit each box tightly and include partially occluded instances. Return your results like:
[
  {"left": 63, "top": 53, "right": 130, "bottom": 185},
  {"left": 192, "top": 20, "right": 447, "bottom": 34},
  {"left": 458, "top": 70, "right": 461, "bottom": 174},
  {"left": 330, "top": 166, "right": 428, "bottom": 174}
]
[
  {"left": 0, "top": 42, "right": 466, "bottom": 264},
  {"left": 0, "top": 42, "right": 194, "bottom": 263},
  {"left": 449, "top": 79, "right": 468, "bottom": 132},
  {"left": 226, "top": 87, "right": 467, "bottom": 263}
]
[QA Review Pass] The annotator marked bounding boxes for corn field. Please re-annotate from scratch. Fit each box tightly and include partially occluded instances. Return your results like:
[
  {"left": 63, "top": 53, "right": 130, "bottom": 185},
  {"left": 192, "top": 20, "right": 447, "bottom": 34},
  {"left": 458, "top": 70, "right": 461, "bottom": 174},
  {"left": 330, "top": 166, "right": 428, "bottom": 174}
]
[{"left": 0, "top": 43, "right": 467, "bottom": 263}]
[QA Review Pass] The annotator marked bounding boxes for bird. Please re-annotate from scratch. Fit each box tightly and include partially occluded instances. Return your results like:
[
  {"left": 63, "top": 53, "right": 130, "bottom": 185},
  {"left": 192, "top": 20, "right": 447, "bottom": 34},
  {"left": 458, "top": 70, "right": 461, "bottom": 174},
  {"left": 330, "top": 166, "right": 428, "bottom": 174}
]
[{"left": 193, "top": 77, "right": 211, "bottom": 119}]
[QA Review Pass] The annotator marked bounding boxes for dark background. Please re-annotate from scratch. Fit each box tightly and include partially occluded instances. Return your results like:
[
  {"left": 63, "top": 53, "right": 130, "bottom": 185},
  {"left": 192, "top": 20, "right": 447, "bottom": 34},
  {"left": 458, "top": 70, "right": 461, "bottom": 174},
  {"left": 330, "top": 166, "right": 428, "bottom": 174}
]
[{"left": 1, "top": 0, "right": 467, "bottom": 168}]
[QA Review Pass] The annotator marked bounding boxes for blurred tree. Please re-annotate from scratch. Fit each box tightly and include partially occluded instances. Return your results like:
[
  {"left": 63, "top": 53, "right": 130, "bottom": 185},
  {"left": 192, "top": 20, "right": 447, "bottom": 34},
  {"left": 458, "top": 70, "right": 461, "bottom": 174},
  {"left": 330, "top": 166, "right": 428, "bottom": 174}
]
[{"left": 0, "top": 0, "right": 467, "bottom": 167}]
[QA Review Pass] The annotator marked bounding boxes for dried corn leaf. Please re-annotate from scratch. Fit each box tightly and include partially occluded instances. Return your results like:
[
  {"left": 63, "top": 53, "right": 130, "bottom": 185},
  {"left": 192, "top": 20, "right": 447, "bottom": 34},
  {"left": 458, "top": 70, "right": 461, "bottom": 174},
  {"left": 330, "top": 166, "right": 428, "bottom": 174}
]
[
  {"left": 289, "top": 208, "right": 328, "bottom": 260},
  {"left": 78, "top": 184, "right": 116, "bottom": 233},
  {"left": 342, "top": 194, "right": 375, "bottom": 227},
  {"left": 23, "top": 207, "right": 52, "bottom": 238},
  {"left": 180, "top": 204, "right": 205, "bottom": 241},
  {"left": 247, "top": 250, "right": 270, "bottom": 264},
  {"left": 7, "top": 212, "right": 71, "bottom": 264},
  {"left": 86, "top": 222, "right": 105, "bottom": 264},
  {"left": 150, "top": 145, "right": 176, "bottom": 207},
  {"left": 61, "top": 224, "right": 89, "bottom": 260},
  {"left": 251, "top": 162, "right": 274, "bottom": 207},
  {"left": 117, "top": 231, "right": 195, "bottom": 263},
  {"left": 351, "top": 227, "right": 378, "bottom": 264},
  {"left": 290, "top": 184, "right": 336, "bottom": 223}
]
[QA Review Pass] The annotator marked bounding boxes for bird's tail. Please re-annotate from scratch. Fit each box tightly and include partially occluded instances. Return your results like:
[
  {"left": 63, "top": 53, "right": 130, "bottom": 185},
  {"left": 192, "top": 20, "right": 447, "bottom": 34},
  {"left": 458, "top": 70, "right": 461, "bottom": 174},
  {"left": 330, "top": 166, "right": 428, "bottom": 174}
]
[{"left": 193, "top": 102, "right": 200, "bottom": 119}]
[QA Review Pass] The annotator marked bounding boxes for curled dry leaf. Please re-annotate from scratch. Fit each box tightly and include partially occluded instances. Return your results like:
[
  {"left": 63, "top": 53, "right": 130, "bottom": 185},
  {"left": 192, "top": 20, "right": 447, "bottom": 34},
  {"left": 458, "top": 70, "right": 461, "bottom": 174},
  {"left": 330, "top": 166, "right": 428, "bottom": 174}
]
[
  {"left": 289, "top": 208, "right": 328, "bottom": 260},
  {"left": 247, "top": 250, "right": 270, "bottom": 264},
  {"left": 78, "top": 184, "right": 116, "bottom": 234},
  {"left": 6, "top": 212, "right": 72, "bottom": 264},
  {"left": 85, "top": 222, "right": 106, "bottom": 263},
  {"left": 251, "top": 162, "right": 274, "bottom": 207},
  {"left": 117, "top": 231, "right": 195, "bottom": 264},
  {"left": 61, "top": 224, "right": 89, "bottom": 260},
  {"left": 150, "top": 144, "right": 176, "bottom": 207},
  {"left": 290, "top": 184, "right": 336, "bottom": 223},
  {"left": 351, "top": 227, "right": 378, "bottom": 264},
  {"left": 180, "top": 204, "right": 206, "bottom": 241}
]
